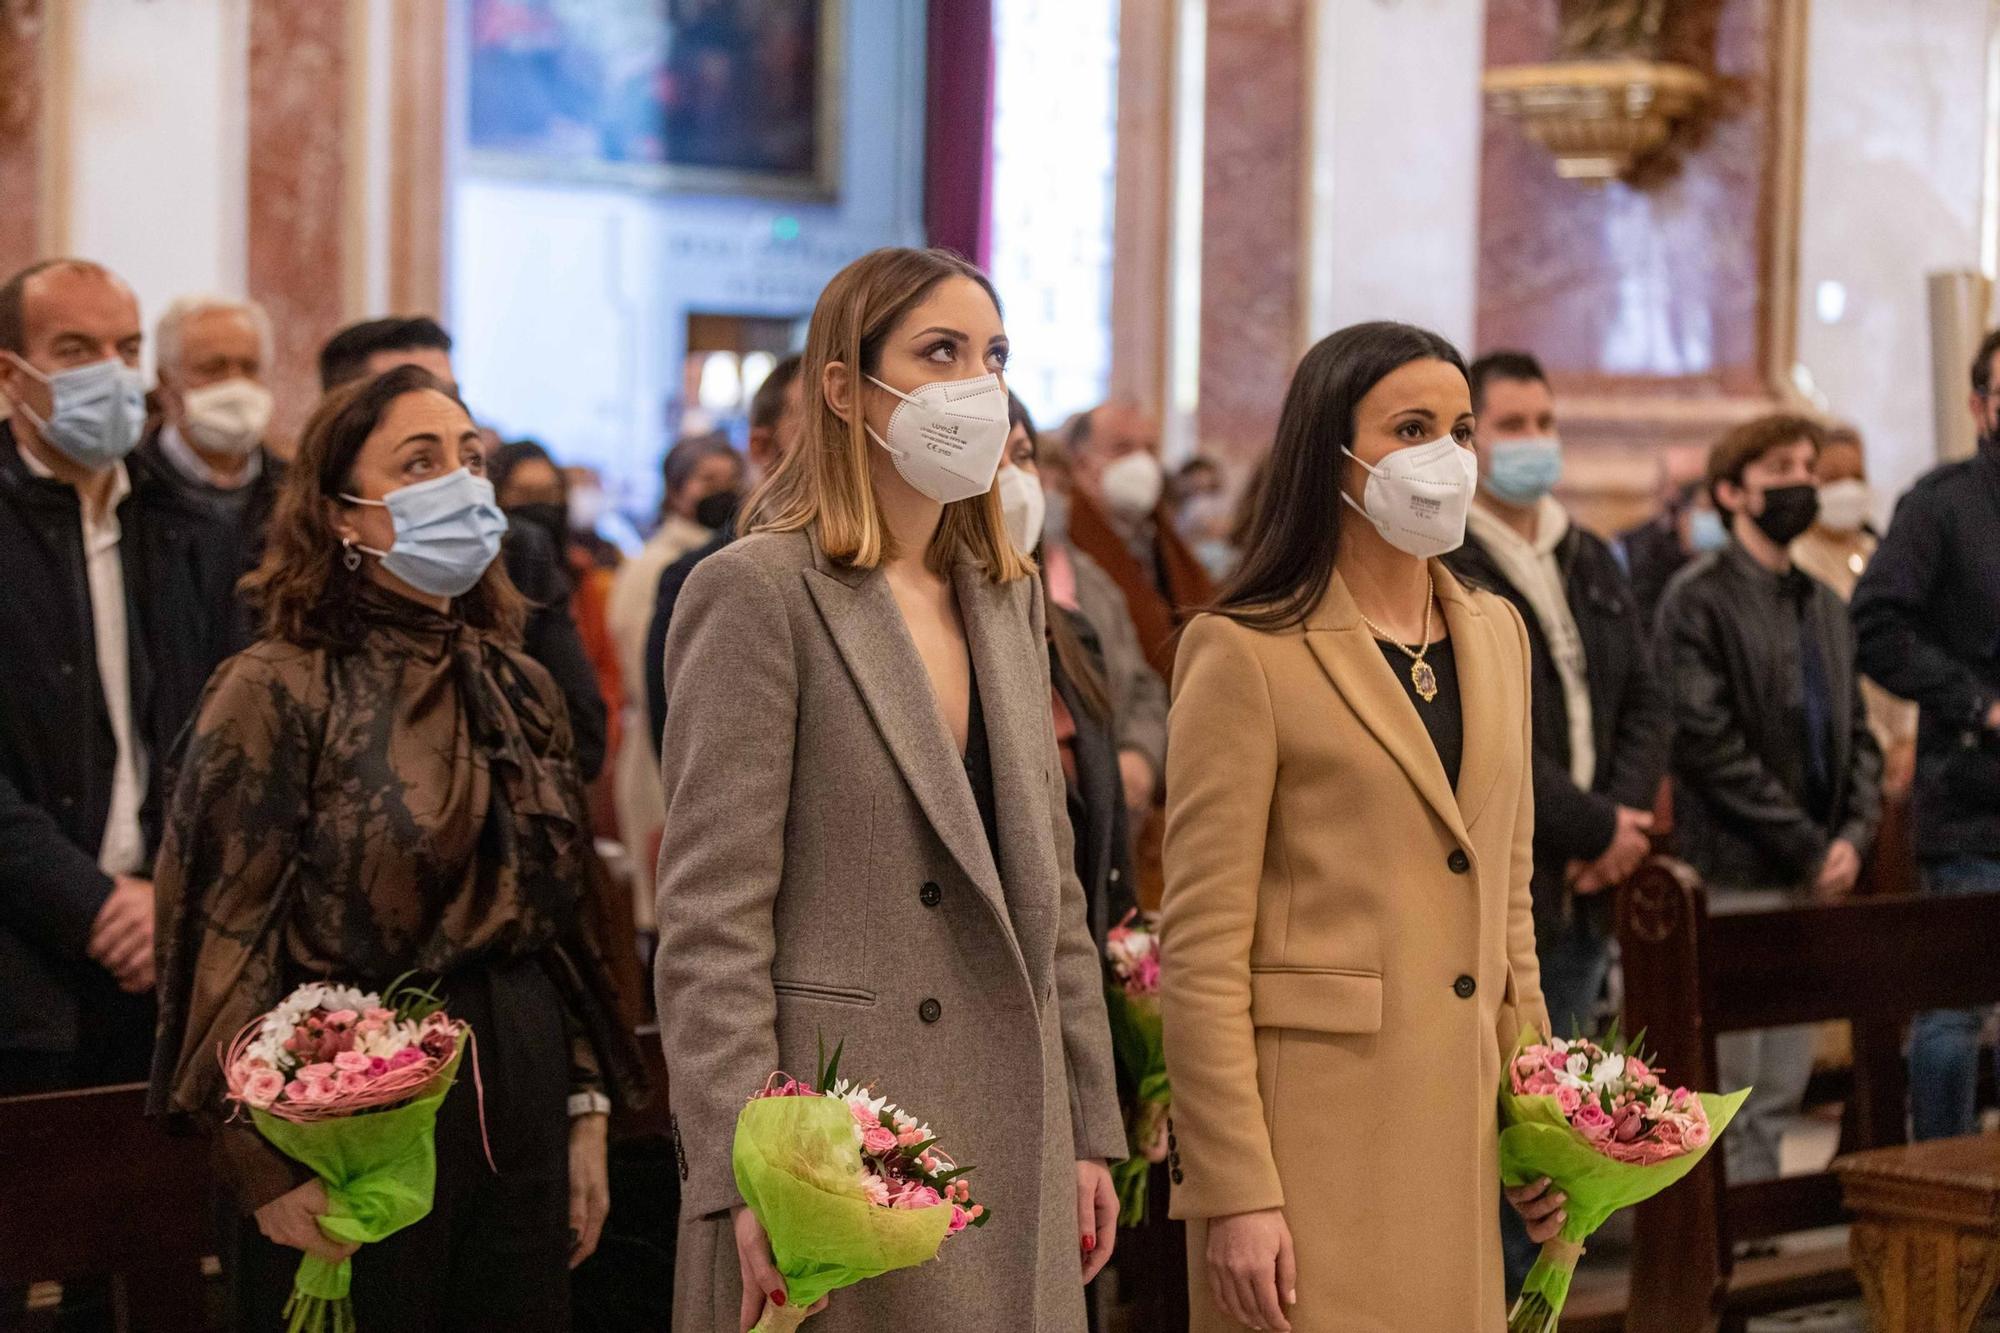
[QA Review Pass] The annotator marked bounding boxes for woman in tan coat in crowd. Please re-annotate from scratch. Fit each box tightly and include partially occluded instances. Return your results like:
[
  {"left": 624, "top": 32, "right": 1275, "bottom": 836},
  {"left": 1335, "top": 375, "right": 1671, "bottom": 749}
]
[
  {"left": 655, "top": 247, "right": 1125, "bottom": 1333},
  {"left": 1160, "top": 322, "right": 1561, "bottom": 1332}
]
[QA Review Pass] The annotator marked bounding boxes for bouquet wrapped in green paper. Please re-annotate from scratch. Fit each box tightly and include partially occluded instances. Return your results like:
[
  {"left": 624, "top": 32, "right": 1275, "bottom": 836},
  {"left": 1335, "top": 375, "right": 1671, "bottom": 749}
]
[
  {"left": 222, "top": 978, "right": 475, "bottom": 1333},
  {"left": 1498, "top": 1028, "right": 1748, "bottom": 1333},
  {"left": 732, "top": 1042, "right": 988, "bottom": 1332},
  {"left": 1103, "top": 911, "right": 1169, "bottom": 1225}
]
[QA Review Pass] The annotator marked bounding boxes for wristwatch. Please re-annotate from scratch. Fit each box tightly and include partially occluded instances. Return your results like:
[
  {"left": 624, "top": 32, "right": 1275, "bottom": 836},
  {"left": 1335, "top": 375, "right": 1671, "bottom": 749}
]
[{"left": 568, "top": 1091, "right": 612, "bottom": 1118}]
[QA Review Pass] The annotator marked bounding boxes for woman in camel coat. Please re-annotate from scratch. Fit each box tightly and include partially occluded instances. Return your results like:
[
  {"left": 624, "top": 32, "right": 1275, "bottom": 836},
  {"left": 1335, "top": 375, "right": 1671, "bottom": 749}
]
[{"left": 1161, "top": 322, "right": 1559, "bottom": 1333}]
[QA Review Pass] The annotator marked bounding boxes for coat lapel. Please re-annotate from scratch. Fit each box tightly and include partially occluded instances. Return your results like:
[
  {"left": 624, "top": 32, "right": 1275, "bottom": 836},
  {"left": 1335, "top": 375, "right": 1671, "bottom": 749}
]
[
  {"left": 1437, "top": 563, "right": 1506, "bottom": 828},
  {"left": 803, "top": 559, "right": 1008, "bottom": 918},
  {"left": 1302, "top": 564, "right": 1475, "bottom": 848},
  {"left": 954, "top": 564, "right": 1059, "bottom": 975}
]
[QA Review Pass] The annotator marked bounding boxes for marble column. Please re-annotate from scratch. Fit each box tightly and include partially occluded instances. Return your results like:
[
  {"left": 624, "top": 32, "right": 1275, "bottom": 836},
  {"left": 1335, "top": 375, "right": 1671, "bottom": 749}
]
[
  {"left": 248, "top": 0, "right": 348, "bottom": 447},
  {"left": 1197, "top": 0, "right": 1310, "bottom": 473},
  {"left": 1477, "top": 0, "right": 1804, "bottom": 532},
  {"left": 0, "top": 1, "right": 48, "bottom": 277}
]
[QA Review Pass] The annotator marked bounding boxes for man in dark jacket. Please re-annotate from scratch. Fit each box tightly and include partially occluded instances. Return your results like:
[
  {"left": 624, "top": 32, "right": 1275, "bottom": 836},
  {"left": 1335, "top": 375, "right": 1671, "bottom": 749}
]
[
  {"left": 1447, "top": 353, "right": 1669, "bottom": 1034},
  {"left": 136, "top": 294, "right": 285, "bottom": 537},
  {"left": 0, "top": 259, "right": 239, "bottom": 1094},
  {"left": 1657, "top": 413, "right": 1883, "bottom": 1183},
  {"left": 319, "top": 316, "right": 608, "bottom": 780},
  {"left": 1447, "top": 352, "right": 1670, "bottom": 1293},
  {"left": 1851, "top": 327, "right": 2000, "bottom": 1141}
]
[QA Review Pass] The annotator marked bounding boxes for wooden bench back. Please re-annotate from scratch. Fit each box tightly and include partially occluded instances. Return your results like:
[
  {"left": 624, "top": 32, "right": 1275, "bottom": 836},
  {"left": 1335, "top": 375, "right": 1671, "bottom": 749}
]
[
  {"left": 0, "top": 1082, "right": 213, "bottom": 1327},
  {"left": 1615, "top": 859, "right": 2000, "bottom": 1332}
]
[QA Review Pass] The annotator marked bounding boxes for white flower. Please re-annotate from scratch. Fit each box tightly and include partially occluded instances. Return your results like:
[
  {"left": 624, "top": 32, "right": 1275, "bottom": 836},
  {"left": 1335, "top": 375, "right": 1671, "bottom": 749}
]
[{"left": 1588, "top": 1053, "right": 1627, "bottom": 1090}]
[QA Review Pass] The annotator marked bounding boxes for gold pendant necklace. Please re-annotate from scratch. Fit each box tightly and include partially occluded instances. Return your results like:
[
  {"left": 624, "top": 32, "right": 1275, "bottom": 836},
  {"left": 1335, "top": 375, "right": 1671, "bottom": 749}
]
[{"left": 1358, "top": 573, "right": 1439, "bottom": 703}]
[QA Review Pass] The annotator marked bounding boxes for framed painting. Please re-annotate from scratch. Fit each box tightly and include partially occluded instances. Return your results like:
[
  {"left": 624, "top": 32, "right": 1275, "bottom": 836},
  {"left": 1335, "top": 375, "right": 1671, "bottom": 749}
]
[{"left": 462, "top": 0, "right": 843, "bottom": 200}]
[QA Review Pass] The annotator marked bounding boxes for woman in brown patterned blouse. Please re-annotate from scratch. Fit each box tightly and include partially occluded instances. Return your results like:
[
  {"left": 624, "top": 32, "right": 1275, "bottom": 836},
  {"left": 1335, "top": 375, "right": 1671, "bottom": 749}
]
[{"left": 149, "top": 365, "right": 644, "bottom": 1330}]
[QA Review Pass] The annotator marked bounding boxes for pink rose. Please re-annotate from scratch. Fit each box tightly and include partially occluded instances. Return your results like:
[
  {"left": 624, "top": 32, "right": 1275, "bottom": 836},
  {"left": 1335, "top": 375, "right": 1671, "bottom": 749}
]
[
  {"left": 1612, "top": 1103, "right": 1647, "bottom": 1143},
  {"left": 334, "top": 1051, "right": 373, "bottom": 1073},
  {"left": 300, "top": 1062, "right": 337, "bottom": 1082},
  {"left": 1625, "top": 1057, "right": 1652, "bottom": 1084},
  {"left": 284, "top": 1080, "right": 312, "bottom": 1103},
  {"left": 368, "top": 1057, "right": 390, "bottom": 1076},
  {"left": 1556, "top": 1085, "right": 1582, "bottom": 1116},
  {"left": 1573, "top": 1102, "right": 1614, "bottom": 1143},
  {"left": 242, "top": 1069, "right": 286, "bottom": 1109},
  {"left": 1521, "top": 1068, "right": 1560, "bottom": 1097},
  {"left": 848, "top": 1100, "right": 879, "bottom": 1130},
  {"left": 388, "top": 1047, "right": 425, "bottom": 1071},
  {"left": 325, "top": 1009, "right": 359, "bottom": 1027},
  {"left": 948, "top": 1205, "right": 969, "bottom": 1234},
  {"left": 862, "top": 1174, "right": 890, "bottom": 1208},
  {"left": 895, "top": 1185, "right": 941, "bottom": 1211},
  {"left": 861, "top": 1126, "right": 899, "bottom": 1156},
  {"left": 365, "top": 1008, "right": 397, "bottom": 1024},
  {"left": 337, "top": 1070, "right": 371, "bottom": 1095}
]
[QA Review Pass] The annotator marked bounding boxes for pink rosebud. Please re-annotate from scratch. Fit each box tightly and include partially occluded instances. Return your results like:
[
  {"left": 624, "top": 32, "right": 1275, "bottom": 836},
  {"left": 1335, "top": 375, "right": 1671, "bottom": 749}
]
[
  {"left": 242, "top": 1069, "right": 286, "bottom": 1109},
  {"left": 388, "top": 1047, "right": 424, "bottom": 1071},
  {"left": 898, "top": 1128, "right": 926, "bottom": 1148},
  {"left": 948, "top": 1205, "right": 969, "bottom": 1234},
  {"left": 968, "top": 1204, "right": 985, "bottom": 1221},
  {"left": 862, "top": 1125, "right": 899, "bottom": 1156},
  {"left": 1574, "top": 1102, "right": 1615, "bottom": 1142},
  {"left": 896, "top": 1185, "right": 941, "bottom": 1211},
  {"left": 333, "top": 1051, "right": 372, "bottom": 1073},
  {"left": 1625, "top": 1057, "right": 1652, "bottom": 1083},
  {"left": 1612, "top": 1103, "right": 1647, "bottom": 1142},
  {"left": 325, "top": 1009, "right": 359, "bottom": 1027},
  {"left": 368, "top": 1057, "right": 390, "bottom": 1076},
  {"left": 365, "top": 1008, "right": 397, "bottom": 1023},
  {"left": 1556, "top": 1086, "right": 1582, "bottom": 1116}
]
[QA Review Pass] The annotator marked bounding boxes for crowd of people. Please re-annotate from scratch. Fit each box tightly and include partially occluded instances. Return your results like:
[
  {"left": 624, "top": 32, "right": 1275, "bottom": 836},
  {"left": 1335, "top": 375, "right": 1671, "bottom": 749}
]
[{"left": 0, "top": 244, "right": 1995, "bottom": 1332}]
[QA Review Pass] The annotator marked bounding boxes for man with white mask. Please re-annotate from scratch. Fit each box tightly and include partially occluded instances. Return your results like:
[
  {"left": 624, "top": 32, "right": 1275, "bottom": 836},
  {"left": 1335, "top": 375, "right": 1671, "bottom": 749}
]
[
  {"left": 138, "top": 294, "right": 283, "bottom": 554},
  {"left": 0, "top": 259, "right": 239, "bottom": 1097},
  {"left": 1793, "top": 425, "right": 1916, "bottom": 798},
  {"left": 1441, "top": 350, "right": 1670, "bottom": 1293}
]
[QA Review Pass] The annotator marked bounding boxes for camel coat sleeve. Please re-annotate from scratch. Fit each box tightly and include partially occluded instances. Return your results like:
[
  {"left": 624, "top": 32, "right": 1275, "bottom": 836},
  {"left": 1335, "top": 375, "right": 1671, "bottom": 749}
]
[
  {"left": 654, "top": 547, "right": 796, "bottom": 1218},
  {"left": 1157, "top": 613, "right": 1284, "bottom": 1217}
]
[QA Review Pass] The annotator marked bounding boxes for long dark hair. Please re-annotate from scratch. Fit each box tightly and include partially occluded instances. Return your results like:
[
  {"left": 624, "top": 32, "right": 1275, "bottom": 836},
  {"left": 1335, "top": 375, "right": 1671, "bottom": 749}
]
[
  {"left": 1009, "top": 391, "right": 1113, "bottom": 724},
  {"left": 242, "top": 364, "right": 526, "bottom": 648},
  {"left": 1217, "top": 321, "right": 1467, "bottom": 631}
]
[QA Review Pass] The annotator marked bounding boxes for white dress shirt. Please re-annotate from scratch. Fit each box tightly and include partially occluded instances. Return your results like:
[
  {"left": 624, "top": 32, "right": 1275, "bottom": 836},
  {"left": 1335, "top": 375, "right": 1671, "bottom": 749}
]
[{"left": 19, "top": 444, "right": 147, "bottom": 875}]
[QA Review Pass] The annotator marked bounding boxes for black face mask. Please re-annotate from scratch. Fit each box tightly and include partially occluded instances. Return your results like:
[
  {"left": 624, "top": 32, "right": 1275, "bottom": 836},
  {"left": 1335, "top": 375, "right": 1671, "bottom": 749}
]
[
  {"left": 506, "top": 502, "right": 568, "bottom": 555},
  {"left": 695, "top": 489, "right": 742, "bottom": 532},
  {"left": 1751, "top": 483, "right": 1819, "bottom": 545}
]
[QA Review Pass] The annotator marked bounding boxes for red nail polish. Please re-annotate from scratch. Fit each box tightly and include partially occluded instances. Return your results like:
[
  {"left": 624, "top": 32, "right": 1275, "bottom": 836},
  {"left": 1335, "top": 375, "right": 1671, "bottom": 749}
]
[
  {"left": 1082, "top": 1234, "right": 1096, "bottom": 1254},
  {"left": 770, "top": 1290, "right": 787, "bottom": 1308}
]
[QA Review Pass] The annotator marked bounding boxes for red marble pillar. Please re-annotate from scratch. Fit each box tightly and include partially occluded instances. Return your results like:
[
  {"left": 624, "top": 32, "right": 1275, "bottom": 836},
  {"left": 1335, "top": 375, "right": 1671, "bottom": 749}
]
[
  {"left": 0, "top": 1, "right": 48, "bottom": 277},
  {"left": 247, "top": 0, "right": 348, "bottom": 449},
  {"left": 1476, "top": 0, "right": 1799, "bottom": 528},
  {"left": 1197, "top": 0, "right": 1310, "bottom": 472}
]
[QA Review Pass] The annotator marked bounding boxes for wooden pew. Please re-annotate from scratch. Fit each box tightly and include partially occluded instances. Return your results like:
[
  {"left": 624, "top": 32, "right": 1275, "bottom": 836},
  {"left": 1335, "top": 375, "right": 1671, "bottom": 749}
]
[
  {"left": 0, "top": 1082, "right": 214, "bottom": 1331},
  {"left": 1612, "top": 859, "right": 2000, "bottom": 1333}
]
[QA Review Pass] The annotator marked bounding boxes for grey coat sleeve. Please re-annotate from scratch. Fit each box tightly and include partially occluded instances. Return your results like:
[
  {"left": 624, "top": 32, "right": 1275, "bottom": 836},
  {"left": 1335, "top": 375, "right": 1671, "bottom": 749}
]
[{"left": 653, "top": 548, "right": 797, "bottom": 1218}]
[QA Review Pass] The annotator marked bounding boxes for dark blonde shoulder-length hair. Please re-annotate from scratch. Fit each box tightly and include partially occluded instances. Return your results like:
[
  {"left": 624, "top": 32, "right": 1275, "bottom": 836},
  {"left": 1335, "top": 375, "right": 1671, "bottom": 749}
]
[
  {"left": 241, "top": 364, "right": 527, "bottom": 648},
  {"left": 740, "top": 246, "right": 1034, "bottom": 582}
]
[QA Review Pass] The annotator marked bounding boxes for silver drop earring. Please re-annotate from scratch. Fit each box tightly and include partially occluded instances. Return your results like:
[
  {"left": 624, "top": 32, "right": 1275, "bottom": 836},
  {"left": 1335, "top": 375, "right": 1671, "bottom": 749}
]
[{"left": 341, "top": 537, "right": 361, "bottom": 572}]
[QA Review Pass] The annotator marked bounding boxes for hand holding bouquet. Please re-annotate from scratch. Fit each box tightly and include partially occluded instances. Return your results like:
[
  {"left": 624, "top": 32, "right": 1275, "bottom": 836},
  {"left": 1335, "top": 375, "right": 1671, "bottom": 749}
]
[
  {"left": 222, "top": 977, "right": 475, "bottom": 1333},
  {"left": 1499, "top": 1028, "right": 1748, "bottom": 1333},
  {"left": 731, "top": 1041, "right": 987, "bottom": 1332},
  {"left": 1104, "top": 911, "right": 1169, "bottom": 1225}
]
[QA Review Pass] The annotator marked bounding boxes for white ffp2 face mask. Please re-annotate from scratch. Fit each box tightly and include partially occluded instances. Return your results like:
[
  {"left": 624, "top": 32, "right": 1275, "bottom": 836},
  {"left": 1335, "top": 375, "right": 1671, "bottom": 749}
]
[
  {"left": 181, "top": 377, "right": 274, "bottom": 456},
  {"left": 1100, "top": 450, "right": 1165, "bottom": 522},
  {"left": 1815, "top": 478, "right": 1872, "bottom": 534},
  {"left": 1341, "top": 435, "right": 1479, "bottom": 559},
  {"left": 996, "top": 462, "right": 1047, "bottom": 553},
  {"left": 865, "top": 372, "right": 1011, "bottom": 505}
]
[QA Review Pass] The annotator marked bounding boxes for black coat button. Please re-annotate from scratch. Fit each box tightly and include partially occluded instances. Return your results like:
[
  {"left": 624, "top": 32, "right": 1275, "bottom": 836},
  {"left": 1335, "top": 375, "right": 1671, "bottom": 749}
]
[
  {"left": 919, "top": 998, "right": 942, "bottom": 1024},
  {"left": 1171, "top": 1167, "right": 1185, "bottom": 1184},
  {"left": 919, "top": 881, "right": 941, "bottom": 908},
  {"left": 1453, "top": 975, "right": 1477, "bottom": 999},
  {"left": 1448, "top": 849, "right": 1471, "bottom": 874}
]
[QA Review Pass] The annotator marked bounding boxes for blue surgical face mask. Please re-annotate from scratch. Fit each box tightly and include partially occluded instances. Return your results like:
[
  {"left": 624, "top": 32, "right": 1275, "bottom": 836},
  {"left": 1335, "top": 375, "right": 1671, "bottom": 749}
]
[
  {"left": 1483, "top": 435, "right": 1564, "bottom": 505},
  {"left": 342, "top": 468, "right": 508, "bottom": 598},
  {"left": 10, "top": 355, "right": 146, "bottom": 471},
  {"left": 1689, "top": 507, "right": 1729, "bottom": 554}
]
